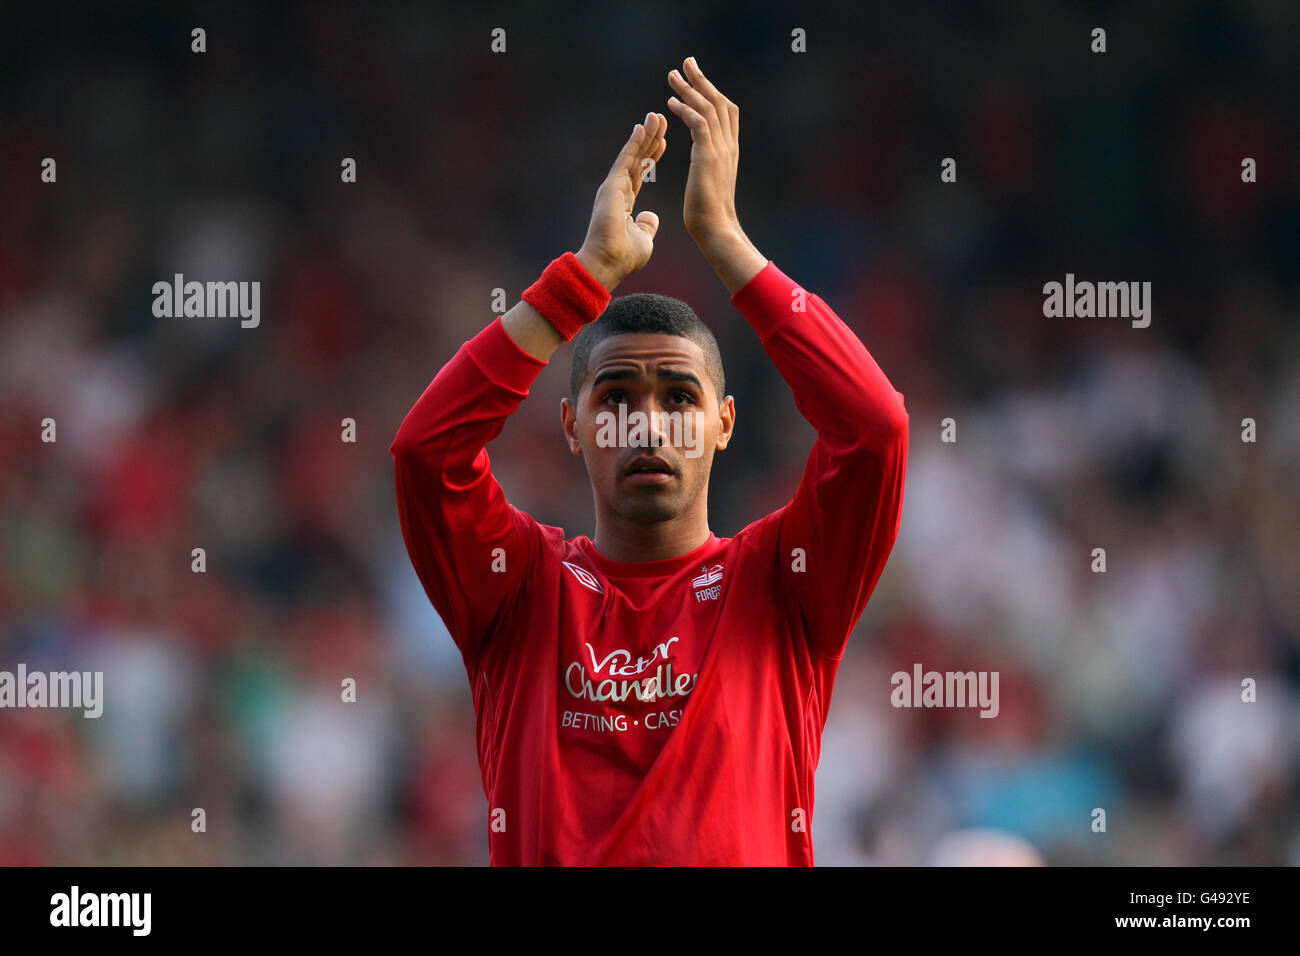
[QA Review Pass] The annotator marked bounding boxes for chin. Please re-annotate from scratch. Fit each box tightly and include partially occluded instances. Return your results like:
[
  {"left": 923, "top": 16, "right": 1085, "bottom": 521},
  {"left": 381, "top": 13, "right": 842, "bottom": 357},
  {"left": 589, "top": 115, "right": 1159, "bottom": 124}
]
[{"left": 616, "top": 494, "right": 683, "bottom": 524}]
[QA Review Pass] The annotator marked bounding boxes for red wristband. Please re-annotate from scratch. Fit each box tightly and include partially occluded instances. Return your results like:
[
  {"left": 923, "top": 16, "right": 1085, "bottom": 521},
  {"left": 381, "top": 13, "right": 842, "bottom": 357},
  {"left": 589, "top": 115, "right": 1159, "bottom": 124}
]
[{"left": 521, "top": 252, "right": 612, "bottom": 342}]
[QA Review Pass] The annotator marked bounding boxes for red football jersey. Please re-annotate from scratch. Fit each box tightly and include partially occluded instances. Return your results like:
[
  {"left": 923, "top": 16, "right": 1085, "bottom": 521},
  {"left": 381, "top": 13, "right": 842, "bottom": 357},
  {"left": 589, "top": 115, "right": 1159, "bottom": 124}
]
[{"left": 391, "top": 261, "right": 909, "bottom": 864}]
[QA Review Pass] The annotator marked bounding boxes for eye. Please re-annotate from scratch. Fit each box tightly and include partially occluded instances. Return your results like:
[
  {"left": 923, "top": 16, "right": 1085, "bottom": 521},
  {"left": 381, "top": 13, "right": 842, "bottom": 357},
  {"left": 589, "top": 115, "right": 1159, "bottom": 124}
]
[
  {"left": 669, "top": 390, "right": 694, "bottom": 405},
  {"left": 603, "top": 389, "right": 628, "bottom": 405}
]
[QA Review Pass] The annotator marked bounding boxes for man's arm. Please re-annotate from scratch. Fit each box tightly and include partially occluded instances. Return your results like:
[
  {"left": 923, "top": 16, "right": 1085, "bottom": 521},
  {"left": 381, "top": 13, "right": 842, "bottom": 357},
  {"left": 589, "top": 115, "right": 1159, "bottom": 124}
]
[
  {"left": 390, "top": 315, "right": 550, "bottom": 666},
  {"left": 669, "top": 57, "right": 909, "bottom": 658},
  {"left": 731, "top": 263, "right": 909, "bottom": 659},
  {"left": 389, "top": 112, "right": 668, "bottom": 665}
]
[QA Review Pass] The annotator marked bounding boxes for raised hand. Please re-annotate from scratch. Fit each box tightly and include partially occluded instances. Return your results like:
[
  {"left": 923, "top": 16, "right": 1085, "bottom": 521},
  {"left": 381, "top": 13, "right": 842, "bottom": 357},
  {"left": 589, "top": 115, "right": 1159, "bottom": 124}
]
[
  {"left": 666, "top": 57, "right": 766, "bottom": 295},
  {"left": 576, "top": 112, "right": 668, "bottom": 291},
  {"left": 666, "top": 57, "right": 742, "bottom": 243}
]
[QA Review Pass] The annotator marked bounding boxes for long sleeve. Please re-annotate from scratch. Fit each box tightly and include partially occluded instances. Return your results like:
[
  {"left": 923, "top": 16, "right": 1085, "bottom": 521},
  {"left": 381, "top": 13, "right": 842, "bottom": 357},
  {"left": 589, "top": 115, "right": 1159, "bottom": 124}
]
[
  {"left": 731, "top": 261, "right": 909, "bottom": 660},
  {"left": 389, "top": 316, "right": 551, "bottom": 666}
]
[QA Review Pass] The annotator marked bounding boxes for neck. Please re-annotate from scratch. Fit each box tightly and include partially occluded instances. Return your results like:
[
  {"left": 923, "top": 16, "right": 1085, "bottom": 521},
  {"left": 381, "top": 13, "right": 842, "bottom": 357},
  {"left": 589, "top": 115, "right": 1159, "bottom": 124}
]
[{"left": 592, "top": 499, "right": 711, "bottom": 563}]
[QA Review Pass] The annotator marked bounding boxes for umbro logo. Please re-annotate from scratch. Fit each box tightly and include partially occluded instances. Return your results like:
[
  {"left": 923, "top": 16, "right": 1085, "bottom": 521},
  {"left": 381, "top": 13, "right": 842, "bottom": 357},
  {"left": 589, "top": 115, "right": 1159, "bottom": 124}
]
[
  {"left": 691, "top": 563, "right": 724, "bottom": 602},
  {"left": 562, "top": 561, "right": 604, "bottom": 594}
]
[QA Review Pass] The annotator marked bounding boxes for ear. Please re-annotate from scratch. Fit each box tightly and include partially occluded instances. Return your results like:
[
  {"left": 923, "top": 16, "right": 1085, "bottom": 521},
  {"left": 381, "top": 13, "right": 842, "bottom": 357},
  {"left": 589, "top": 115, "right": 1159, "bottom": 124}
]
[
  {"left": 560, "top": 397, "right": 584, "bottom": 455},
  {"left": 716, "top": 394, "right": 736, "bottom": 450}
]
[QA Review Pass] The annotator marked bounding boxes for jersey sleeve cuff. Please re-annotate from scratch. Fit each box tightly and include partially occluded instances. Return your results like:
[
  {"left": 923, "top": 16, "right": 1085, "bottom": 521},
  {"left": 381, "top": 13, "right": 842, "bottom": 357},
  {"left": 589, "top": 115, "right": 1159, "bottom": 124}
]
[
  {"left": 466, "top": 316, "right": 549, "bottom": 393},
  {"left": 729, "top": 260, "right": 800, "bottom": 342}
]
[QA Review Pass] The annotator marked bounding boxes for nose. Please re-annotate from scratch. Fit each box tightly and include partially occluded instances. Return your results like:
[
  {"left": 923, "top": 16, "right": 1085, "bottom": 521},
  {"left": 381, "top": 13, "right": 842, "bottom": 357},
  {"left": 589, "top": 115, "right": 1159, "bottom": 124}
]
[{"left": 629, "top": 395, "right": 674, "bottom": 450}]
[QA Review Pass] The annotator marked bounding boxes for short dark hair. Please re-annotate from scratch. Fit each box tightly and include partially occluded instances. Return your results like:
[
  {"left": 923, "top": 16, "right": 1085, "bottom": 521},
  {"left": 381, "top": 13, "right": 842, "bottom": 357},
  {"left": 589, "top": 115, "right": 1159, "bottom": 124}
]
[{"left": 569, "top": 293, "right": 726, "bottom": 404}]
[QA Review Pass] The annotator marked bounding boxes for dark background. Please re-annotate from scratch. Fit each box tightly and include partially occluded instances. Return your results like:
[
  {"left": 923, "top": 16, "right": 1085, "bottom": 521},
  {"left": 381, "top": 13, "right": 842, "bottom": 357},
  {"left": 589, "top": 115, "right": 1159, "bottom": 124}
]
[{"left": 1, "top": 0, "right": 1296, "bottom": 864}]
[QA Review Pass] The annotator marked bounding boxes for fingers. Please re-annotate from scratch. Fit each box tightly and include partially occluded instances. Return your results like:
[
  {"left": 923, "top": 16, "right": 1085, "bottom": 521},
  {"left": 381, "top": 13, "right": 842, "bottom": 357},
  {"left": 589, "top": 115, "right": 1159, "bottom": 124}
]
[
  {"left": 682, "top": 56, "right": 725, "bottom": 107},
  {"left": 611, "top": 119, "right": 646, "bottom": 179},
  {"left": 668, "top": 56, "right": 734, "bottom": 144},
  {"left": 612, "top": 116, "right": 647, "bottom": 172},
  {"left": 666, "top": 93, "right": 710, "bottom": 144},
  {"left": 667, "top": 72, "right": 715, "bottom": 144},
  {"left": 684, "top": 56, "right": 737, "bottom": 142},
  {"left": 634, "top": 209, "right": 660, "bottom": 239},
  {"left": 635, "top": 113, "right": 666, "bottom": 195},
  {"left": 644, "top": 112, "right": 667, "bottom": 168},
  {"left": 610, "top": 112, "right": 667, "bottom": 191},
  {"left": 683, "top": 58, "right": 738, "bottom": 143},
  {"left": 649, "top": 110, "right": 668, "bottom": 140},
  {"left": 649, "top": 114, "right": 668, "bottom": 164},
  {"left": 684, "top": 56, "right": 738, "bottom": 143}
]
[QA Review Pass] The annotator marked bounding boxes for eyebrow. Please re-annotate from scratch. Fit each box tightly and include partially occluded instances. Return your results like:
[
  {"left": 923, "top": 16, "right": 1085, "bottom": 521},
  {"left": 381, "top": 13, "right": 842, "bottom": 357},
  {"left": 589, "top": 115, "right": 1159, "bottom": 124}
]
[{"left": 590, "top": 368, "right": 704, "bottom": 392}]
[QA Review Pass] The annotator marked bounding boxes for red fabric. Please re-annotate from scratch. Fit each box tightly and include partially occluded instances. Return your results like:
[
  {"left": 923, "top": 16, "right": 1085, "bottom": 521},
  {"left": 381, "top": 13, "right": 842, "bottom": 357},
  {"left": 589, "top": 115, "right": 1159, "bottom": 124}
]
[
  {"left": 390, "top": 260, "right": 909, "bottom": 864},
  {"left": 519, "top": 252, "right": 610, "bottom": 341}
]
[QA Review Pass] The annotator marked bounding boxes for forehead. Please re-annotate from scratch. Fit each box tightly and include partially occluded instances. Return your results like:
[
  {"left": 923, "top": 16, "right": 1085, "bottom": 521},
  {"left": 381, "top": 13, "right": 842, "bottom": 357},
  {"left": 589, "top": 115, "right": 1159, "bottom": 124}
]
[{"left": 586, "top": 333, "right": 706, "bottom": 381}]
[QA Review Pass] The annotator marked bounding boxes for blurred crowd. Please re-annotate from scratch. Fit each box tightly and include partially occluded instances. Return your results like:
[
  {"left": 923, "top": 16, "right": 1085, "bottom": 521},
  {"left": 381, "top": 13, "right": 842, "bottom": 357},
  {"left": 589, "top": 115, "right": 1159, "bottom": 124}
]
[{"left": 1, "top": 1, "right": 1296, "bottom": 865}]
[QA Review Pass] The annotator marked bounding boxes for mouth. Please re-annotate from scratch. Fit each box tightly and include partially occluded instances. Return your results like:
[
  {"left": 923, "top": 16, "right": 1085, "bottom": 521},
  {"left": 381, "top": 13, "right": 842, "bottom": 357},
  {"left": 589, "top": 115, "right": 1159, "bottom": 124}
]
[
  {"left": 626, "top": 471, "right": 674, "bottom": 485},
  {"left": 623, "top": 455, "right": 676, "bottom": 484}
]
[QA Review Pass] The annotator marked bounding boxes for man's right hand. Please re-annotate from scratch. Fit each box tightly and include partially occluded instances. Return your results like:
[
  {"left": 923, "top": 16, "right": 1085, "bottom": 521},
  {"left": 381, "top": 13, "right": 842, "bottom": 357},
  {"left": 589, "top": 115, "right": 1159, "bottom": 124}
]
[
  {"left": 502, "top": 112, "right": 666, "bottom": 362},
  {"left": 576, "top": 112, "right": 668, "bottom": 292}
]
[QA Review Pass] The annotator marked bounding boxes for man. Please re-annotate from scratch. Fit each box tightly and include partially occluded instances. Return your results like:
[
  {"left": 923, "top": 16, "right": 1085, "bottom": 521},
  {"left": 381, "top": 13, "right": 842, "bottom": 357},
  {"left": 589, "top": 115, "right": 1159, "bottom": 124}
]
[{"left": 390, "top": 57, "right": 909, "bottom": 865}]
